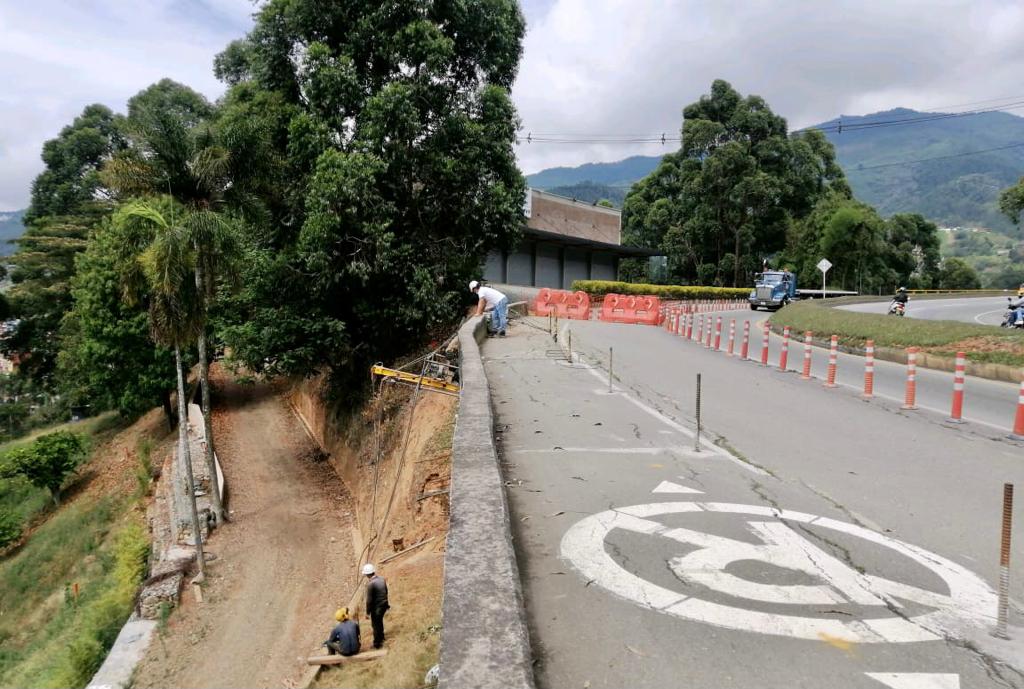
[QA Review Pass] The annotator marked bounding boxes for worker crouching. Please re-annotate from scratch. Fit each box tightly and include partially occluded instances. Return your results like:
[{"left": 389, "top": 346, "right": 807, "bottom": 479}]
[{"left": 325, "top": 607, "right": 361, "bottom": 657}]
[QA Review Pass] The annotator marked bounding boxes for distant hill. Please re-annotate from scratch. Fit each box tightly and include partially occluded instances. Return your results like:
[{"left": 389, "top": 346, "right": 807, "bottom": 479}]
[
  {"left": 545, "top": 182, "right": 628, "bottom": 208},
  {"left": 526, "top": 155, "right": 661, "bottom": 190},
  {"left": 524, "top": 108, "right": 1024, "bottom": 235},
  {"left": 0, "top": 210, "right": 25, "bottom": 257},
  {"left": 818, "top": 108, "right": 1024, "bottom": 235}
]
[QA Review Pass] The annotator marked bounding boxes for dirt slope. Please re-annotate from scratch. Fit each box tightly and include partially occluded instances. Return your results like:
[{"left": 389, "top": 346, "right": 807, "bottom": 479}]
[{"left": 134, "top": 367, "right": 356, "bottom": 689}]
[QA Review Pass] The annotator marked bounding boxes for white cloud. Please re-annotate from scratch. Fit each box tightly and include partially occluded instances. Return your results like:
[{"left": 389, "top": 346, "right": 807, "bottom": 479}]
[
  {"left": 0, "top": 0, "right": 256, "bottom": 210},
  {"left": 3, "top": 0, "right": 1024, "bottom": 208},
  {"left": 512, "top": 0, "right": 1024, "bottom": 175}
]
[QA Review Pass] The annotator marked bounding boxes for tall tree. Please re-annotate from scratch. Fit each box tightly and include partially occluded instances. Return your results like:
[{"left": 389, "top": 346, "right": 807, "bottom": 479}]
[
  {"left": 623, "top": 80, "right": 847, "bottom": 286},
  {"left": 57, "top": 217, "right": 177, "bottom": 427},
  {"left": 102, "top": 79, "right": 238, "bottom": 525},
  {"left": 212, "top": 0, "right": 527, "bottom": 392},
  {"left": 112, "top": 200, "right": 207, "bottom": 578}
]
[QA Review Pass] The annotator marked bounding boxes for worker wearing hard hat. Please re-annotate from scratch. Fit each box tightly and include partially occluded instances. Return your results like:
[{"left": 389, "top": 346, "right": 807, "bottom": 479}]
[
  {"left": 324, "top": 607, "right": 360, "bottom": 656},
  {"left": 469, "top": 280, "right": 509, "bottom": 337},
  {"left": 363, "top": 563, "right": 390, "bottom": 649}
]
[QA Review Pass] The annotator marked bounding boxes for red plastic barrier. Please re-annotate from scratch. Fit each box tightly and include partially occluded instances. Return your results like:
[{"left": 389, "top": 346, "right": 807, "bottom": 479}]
[
  {"left": 531, "top": 289, "right": 591, "bottom": 320},
  {"left": 599, "top": 293, "right": 663, "bottom": 325}
]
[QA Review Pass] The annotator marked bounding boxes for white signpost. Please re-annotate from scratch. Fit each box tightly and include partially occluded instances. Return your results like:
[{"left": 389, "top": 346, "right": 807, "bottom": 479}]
[{"left": 817, "top": 258, "right": 833, "bottom": 299}]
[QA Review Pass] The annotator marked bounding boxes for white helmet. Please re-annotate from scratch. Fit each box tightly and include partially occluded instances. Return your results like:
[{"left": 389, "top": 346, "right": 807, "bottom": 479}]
[
  {"left": 361, "top": 563, "right": 375, "bottom": 576},
  {"left": 468, "top": 280, "right": 479, "bottom": 291}
]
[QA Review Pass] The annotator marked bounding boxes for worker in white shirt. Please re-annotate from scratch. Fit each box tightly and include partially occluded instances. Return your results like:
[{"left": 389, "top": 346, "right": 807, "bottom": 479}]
[{"left": 469, "top": 280, "right": 508, "bottom": 336}]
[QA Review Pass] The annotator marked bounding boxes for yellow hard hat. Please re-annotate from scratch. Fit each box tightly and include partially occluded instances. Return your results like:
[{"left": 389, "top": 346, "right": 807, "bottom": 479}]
[{"left": 335, "top": 607, "right": 348, "bottom": 622}]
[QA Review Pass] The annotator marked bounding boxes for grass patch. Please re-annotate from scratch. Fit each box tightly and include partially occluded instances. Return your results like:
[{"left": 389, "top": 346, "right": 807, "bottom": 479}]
[
  {"left": 0, "top": 412, "right": 122, "bottom": 457},
  {"left": 773, "top": 300, "right": 1024, "bottom": 365},
  {"left": 0, "top": 495, "right": 148, "bottom": 688}
]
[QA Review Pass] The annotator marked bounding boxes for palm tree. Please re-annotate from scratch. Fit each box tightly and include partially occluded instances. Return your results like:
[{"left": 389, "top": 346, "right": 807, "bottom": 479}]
[
  {"left": 112, "top": 199, "right": 208, "bottom": 578},
  {"left": 102, "top": 84, "right": 246, "bottom": 526}
]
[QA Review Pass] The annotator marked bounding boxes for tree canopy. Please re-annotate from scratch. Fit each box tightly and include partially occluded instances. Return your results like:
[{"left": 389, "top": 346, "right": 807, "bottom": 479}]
[{"left": 213, "top": 0, "right": 528, "bottom": 389}]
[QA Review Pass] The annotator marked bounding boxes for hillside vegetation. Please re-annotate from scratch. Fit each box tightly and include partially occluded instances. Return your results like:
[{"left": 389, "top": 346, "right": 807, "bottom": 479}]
[{"left": 0, "top": 210, "right": 24, "bottom": 257}]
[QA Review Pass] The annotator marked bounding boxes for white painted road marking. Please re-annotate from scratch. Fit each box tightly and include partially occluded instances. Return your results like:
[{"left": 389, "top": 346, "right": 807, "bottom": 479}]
[
  {"left": 866, "top": 672, "right": 960, "bottom": 689},
  {"left": 560, "top": 502, "right": 997, "bottom": 643},
  {"left": 652, "top": 480, "right": 703, "bottom": 494}
]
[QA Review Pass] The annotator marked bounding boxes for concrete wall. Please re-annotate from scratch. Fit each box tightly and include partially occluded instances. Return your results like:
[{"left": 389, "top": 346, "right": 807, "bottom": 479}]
[
  {"left": 528, "top": 189, "right": 621, "bottom": 245},
  {"left": 438, "top": 316, "right": 535, "bottom": 689},
  {"left": 563, "top": 247, "right": 589, "bottom": 288},
  {"left": 507, "top": 243, "right": 535, "bottom": 286},
  {"left": 591, "top": 252, "right": 617, "bottom": 281},
  {"left": 535, "top": 244, "right": 561, "bottom": 287}
]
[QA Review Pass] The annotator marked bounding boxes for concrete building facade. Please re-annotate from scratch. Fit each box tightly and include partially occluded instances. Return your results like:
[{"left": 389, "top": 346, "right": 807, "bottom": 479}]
[{"left": 482, "top": 189, "right": 656, "bottom": 290}]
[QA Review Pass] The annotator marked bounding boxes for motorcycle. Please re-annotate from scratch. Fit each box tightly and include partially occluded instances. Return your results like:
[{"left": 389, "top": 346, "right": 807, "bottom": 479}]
[
  {"left": 1001, "top": 297, "right": 1024, "bottom": 328},
  {"left": 888, "top": 300, "right": 906, "bottom": 317}
]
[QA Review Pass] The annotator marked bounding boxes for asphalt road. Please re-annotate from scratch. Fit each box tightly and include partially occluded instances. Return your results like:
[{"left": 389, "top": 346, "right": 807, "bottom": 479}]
[
  {"left": 838, "top": 296, "right": 1015, "bottom": 326},
  {"left": 484, "top": 317, "right": 1023, "bottom": 689}
]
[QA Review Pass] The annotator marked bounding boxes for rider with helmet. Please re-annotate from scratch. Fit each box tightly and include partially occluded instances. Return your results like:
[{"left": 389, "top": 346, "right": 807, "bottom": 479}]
[{"left": 893, "top": 287, "right": 909, "bottom": 305}]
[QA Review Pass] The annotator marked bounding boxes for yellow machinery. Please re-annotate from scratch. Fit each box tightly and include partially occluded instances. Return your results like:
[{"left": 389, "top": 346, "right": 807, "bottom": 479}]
[{"left": 370, "top": 351, "right": 459, "bottom": 395}]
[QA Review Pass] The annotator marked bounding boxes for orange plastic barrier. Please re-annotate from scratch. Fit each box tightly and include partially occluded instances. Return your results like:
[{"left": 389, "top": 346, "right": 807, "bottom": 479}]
[
  {"left": 530, "top": 289, "right": 591, "bottom": 320},
  {"left": 598, "top": 293, "right": 663, "bottom": 325}
]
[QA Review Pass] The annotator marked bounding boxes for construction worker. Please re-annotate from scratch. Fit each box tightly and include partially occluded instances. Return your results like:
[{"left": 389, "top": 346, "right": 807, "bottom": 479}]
[
  {"left": 469, "top": 280, "right": 508, "bottom": 336},
  {"left": 362, "top": 563, "right": 390, "bottom": 648},
  {"left": 324, "top": 607, "right": 360, "bottom": 656}
]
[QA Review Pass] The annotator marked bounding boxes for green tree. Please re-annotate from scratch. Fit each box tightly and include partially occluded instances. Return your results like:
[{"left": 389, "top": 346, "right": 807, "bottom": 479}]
[
  {"left": 1, "top": 431, "right": 86, "bottom": 506},
  {"left": 821, "top": 205, "right": 886, "bottom": 292},
  {"left": 937, "top": 257, "right": 982, "bottom": 290},
  {"left": 213, "top": 0, "right": 527, "bottom": 392},
  {"left": 7, "top": 103, "right": 125, "bottom": 388},
  {"left": 884, "top": 214, "right": 941, "bottom": 289},
  {"left": 103, "top": 79, "right": 242, "bottom": 525},
  {"left": 998, "top": 175, "right": 1024, "bottom": 228},
  {"left": 113, "top": 200, "right": 207, "bottom": 578},
  {"left": 57, "top": 217, "right": 176, "bottom": 427},
  {"left": 623, "top": 80, "right": 847, "bottom": 287}
]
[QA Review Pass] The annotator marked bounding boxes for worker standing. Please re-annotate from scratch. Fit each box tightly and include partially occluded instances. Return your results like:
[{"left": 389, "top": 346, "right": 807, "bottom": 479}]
[
  {"left": 469, "top": 280, "right": 508, "bottom": 336},
  {"left": 363, "top": 563, "right": 390, "bottom": 649}
]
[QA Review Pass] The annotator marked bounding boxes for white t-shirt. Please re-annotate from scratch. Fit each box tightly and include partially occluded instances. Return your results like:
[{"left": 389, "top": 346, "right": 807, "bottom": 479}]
[{"left": 476, "top": 286, "right": 506, "bottom": 308}]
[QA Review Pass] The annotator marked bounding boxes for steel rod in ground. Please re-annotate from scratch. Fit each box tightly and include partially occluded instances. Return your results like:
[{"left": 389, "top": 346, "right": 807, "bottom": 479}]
[
  {"left": 694, "top": 373, "right": 702, "bottom": 453},
  {"left": 609, "top": 347, "right": 613, "bottom": 393},
  {"left": 994, "top": 483, "right": 1014, "bottom": 639}
]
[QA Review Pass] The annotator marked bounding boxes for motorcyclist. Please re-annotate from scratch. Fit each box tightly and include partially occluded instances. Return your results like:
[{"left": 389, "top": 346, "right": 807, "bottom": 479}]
[
  {"left": 1005, "top": 297, "right": 1024, "bottom": 327},
  {"left": 890, "top": 287, "right": 908, "bottom": 315}
]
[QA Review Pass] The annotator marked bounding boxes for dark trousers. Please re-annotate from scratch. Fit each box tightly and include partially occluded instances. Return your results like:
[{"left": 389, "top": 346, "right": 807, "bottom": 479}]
[
  {"left": 370, "top": 610, "right": 386, "bottom": 648},
  {"left": 326, "top": 641, "right": 355, "bottom": 657}
]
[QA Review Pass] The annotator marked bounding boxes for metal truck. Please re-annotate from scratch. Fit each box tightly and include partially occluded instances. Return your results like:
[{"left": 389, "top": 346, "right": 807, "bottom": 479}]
[{"left": 749, "top": 271, "right": 798, "bottom": 311}]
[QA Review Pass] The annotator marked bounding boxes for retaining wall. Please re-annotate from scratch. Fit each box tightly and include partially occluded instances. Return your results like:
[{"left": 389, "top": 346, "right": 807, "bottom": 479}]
[{"left": 438, "top": 316, "right": 535, "bottom": 689}]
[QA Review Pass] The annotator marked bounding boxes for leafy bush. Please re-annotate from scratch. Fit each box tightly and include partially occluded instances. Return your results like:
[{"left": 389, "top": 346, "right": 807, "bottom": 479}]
[
  {"left": 1, "top": 431, "right": 87, "bottom": 506},
  {"left": 0, "top": 508, "right": 21, "bottom": 550},
  {"left": 572, "top": 280, "right": 750, "bottom": 301}
]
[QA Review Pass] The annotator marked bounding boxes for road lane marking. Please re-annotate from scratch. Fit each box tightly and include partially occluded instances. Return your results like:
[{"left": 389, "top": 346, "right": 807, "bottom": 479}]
[
  {"left": 561, "top": 501, "right": 997, "bottom": 643},
  {"left": 865, "top": 672, "right": 960, "bottom": 688},
  {"left": 652, "top": 480, "right": 703, "bottom": 494},
  {"left": 973, "top": 309, "right": 1006, "bottom": 325}
]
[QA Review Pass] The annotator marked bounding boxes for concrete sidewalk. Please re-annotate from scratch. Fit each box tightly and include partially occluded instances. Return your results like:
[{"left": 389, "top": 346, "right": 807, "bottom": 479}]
[{"left": 485, "top": 319, "right": 1023, "bottom": 689}]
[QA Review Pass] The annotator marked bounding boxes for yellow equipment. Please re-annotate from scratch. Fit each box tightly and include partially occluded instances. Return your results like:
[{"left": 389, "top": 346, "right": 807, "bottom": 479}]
[{"left": 371, "top": 353, "right": 460, "bottom": 395}]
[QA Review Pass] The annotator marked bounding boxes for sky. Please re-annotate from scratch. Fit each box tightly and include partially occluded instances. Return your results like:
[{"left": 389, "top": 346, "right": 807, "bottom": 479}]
[{"left": 3, "top": 0, "right": 1024, "bottom": 210}]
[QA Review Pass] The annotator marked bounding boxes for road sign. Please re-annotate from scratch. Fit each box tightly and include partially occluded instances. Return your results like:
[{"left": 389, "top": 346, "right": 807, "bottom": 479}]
[
  {"left": 560, "top": 501, "right": 996, "bottom": 643},
  {"left": 817, "top": 258, "right": 833, "bottom": 274}
]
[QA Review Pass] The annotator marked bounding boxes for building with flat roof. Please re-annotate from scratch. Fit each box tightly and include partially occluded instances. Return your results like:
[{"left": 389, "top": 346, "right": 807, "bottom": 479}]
[{"left": 482, "top": 188, "right": 658, "bottom": 290}]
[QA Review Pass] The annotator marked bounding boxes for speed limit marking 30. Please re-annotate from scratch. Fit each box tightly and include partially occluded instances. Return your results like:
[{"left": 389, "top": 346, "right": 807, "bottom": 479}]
[{"left": 560, "top": 502, "right": 996, "bottom": 643}]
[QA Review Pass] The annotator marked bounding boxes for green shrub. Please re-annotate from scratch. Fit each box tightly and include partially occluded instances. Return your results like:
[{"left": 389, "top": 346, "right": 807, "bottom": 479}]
[
  {"left": 0, "top": 508, "right": 21, "bottom": 549},
  {"left": 572, "top": 280, "right": 750, "bottom": 301},
  {"left": 0, "top": 431, "right": 87, "bottom": 506}
]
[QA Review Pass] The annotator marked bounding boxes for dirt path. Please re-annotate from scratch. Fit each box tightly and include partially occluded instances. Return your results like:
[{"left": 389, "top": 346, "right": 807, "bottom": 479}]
[{"left": 135, "top": 368, "right": 356, "bottom": 689}]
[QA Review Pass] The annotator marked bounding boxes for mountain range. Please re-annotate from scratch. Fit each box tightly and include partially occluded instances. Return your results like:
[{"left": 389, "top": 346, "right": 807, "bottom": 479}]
[{"left": 525, "top": 108, "right": 1024, "bottom": 236}]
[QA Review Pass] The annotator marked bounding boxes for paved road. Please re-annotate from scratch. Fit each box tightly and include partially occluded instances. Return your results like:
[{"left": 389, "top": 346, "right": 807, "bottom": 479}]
[
  {"left": 484, "top": 318, "right": 1023, "bottom": 689},
  {"left": 664, "top": 307, "right": 1022, "bottom": 435},
  {"left": 839, "top": 296, "right": 1014, "bottom": 326}
]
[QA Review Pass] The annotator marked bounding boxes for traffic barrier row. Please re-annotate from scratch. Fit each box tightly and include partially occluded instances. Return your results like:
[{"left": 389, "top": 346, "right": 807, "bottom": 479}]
[
  {"left": 663, "top": 315, "right": 1024, "bottom": 439},
  {"left": 530, "top": 289, "right": 591, "bottom": 320},
  {"left": 663, "top": 299, "right": 749, "bottom": 314},
  {"left": 600, "top": 293, "right": 662, "bottom": 325}
]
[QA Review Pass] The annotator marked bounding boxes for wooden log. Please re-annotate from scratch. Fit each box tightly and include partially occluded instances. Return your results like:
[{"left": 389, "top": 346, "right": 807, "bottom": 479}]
[{"left": 305, "top": 649, "right": 388, "bottom": 666}]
